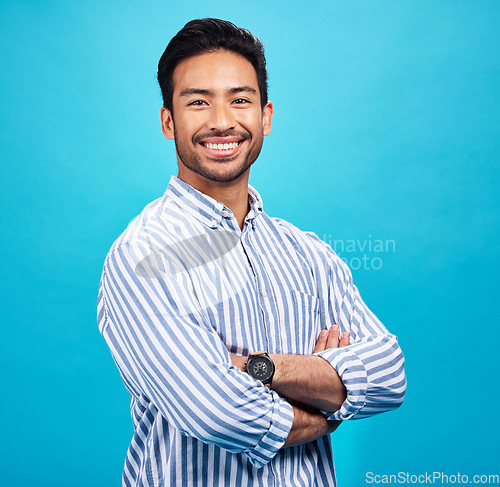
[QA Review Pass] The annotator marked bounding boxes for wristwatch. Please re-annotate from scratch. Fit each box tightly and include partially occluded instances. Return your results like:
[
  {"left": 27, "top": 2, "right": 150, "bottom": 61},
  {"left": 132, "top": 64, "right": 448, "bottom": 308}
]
[{"left": 246, "top": 351, "right": 275, "bottom": 386}]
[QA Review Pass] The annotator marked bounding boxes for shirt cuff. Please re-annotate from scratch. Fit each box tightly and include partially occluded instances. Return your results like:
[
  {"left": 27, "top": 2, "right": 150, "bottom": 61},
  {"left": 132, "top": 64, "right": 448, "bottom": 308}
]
[
  {"left": 244, "top": 392, "right": 294, "bottom": 468},
  {"left": 315, "top": 347, "right": 368, "bottom": 420}
]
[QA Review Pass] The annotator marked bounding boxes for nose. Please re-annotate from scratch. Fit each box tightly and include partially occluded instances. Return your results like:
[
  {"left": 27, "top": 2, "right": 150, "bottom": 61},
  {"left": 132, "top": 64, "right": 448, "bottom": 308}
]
[{"left": 208, "top": 102, "right": 236, "bottom": 132}]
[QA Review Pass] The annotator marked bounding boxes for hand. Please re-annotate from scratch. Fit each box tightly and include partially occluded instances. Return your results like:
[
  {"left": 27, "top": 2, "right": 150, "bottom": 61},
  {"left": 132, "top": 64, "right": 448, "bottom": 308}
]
[
  {"left": 313, "top": 325, "right": 350, "bottom": 353},
  {"left": 229, "top": 353, "right": 247, "bottom": 372}
]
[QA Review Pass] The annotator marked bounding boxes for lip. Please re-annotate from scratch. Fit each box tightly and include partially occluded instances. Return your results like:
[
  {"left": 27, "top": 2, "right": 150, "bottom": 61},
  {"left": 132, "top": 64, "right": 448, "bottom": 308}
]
[{"left": 198, "top": 137, "right": 246, "bottom": 159}]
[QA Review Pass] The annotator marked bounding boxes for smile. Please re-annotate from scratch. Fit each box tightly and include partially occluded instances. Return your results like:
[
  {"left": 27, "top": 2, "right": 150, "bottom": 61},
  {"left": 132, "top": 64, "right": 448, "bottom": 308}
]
[
  {"left": 198, "top": 137, "right": 246, "bottom": 158},
  {"left": 203, "top": 142, "right": 240, "bottom": 150}
]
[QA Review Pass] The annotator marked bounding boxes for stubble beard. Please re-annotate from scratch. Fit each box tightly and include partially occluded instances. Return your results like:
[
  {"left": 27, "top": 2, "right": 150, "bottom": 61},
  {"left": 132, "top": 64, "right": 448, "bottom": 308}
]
[{"left": 174, "top": 130, "right": 264, "bottom": 183}]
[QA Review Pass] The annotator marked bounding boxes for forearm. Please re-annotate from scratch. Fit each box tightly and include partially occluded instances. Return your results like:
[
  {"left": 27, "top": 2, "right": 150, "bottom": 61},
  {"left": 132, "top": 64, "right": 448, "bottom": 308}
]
[
  {"left": 229, "top": 329, "right": 348, "bottom": 414},
  {"left": 271, "top": 354, "right": 347, "bottom": 413},
  {"left": 284, "top": 402, "right": 341, "bottom": 447},
  {"left": 316, "top": 335, "right": 406, "bottom": 420}
]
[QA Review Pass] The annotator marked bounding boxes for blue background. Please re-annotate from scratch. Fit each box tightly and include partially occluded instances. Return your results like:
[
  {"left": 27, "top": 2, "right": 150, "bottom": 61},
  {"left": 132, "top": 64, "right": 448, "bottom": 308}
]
[{"left": 1, "top": 1, "right": 499, "bottom": 485}]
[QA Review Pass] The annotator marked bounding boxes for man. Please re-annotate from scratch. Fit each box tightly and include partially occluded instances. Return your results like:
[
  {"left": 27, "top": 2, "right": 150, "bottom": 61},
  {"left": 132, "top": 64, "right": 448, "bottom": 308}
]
[{"left": 97, "top": 18, "right": 406, "bottom": 486}]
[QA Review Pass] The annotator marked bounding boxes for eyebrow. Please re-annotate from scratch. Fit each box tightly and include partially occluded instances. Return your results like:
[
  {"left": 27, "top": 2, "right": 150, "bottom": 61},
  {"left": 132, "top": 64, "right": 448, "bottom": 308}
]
[
  {"left": 179, "top": 86, "right": 258, "bottom": 97},
  {"left": 228, "top": 86, "right": 257, "bottom": 95}
]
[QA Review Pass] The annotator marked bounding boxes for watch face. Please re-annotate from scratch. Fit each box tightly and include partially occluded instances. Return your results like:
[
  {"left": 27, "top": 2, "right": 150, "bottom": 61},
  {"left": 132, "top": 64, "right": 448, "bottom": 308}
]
[
  {"left": 251, "top": 360, "right": 269, "bottom": 378},
  {"left": 248, "top": 355, "right": 274, "bottom": 382}
]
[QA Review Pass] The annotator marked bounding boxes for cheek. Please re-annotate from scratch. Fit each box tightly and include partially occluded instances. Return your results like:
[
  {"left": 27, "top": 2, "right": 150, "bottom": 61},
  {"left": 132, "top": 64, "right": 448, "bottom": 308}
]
[
  {"left": 174, "top": 120, "right": 197, "bottom": 142},
  {"left": 240, "top": 112, "right": 264, "bottom": 136},
  {"left": 172, "top": 109, "right": 203, "bottom": 137}
]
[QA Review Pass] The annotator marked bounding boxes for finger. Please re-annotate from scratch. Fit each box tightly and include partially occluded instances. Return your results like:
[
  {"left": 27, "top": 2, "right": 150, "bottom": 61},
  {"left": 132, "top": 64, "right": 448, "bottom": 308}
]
[
  {"left": 339, "top": 331, "right": 350, "bottom": 347},
  {"left": 313, "top": 329, "right": 329, "bottom": 353},
  {"left": 326, "top": 325, "right": 340, "bottom": 349}
]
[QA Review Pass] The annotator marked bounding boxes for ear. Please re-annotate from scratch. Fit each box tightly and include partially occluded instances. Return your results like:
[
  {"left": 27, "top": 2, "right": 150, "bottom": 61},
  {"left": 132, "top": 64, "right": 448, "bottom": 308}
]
[
  {"left": 160, "top": 106, "right": 175, "bottom": 139},
  {"left": 262, "top": 101, "right": 274, "bottom": 136}
]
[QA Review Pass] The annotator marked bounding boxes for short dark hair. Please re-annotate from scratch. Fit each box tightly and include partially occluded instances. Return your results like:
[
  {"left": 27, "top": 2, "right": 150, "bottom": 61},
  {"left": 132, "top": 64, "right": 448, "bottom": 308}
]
[{"left": 157, "top": 18, "right": 268, "bottom": 112}]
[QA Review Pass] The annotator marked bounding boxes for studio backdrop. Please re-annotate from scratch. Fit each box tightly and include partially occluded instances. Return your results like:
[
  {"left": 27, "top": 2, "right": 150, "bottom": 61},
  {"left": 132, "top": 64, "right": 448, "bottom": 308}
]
[{"left": 1, "top": 1, "right": 498, "bottom": 486}]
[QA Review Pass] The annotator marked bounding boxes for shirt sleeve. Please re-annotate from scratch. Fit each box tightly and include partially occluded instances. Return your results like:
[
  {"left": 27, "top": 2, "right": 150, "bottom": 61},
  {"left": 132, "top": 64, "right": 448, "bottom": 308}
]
[
  {"left": 306, "top": 233, "right": 407, "bottom": 421},
  {"left": 98, "top": 241, "right": 294, "bottom": 469}
]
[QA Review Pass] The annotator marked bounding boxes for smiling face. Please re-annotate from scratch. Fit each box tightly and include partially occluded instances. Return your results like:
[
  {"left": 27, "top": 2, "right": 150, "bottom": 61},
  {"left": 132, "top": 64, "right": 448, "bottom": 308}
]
[{"left": 160, "top": 50, "right": 273, "bottom": 185}]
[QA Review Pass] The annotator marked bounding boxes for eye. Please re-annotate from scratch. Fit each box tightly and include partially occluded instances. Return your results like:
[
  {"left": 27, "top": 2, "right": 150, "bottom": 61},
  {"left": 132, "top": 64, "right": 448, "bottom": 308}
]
[
  {"left": 188, "top": 99, "right": 208, "bottom": 106},
  {"left": 233, "top": 98, "right": 250, "bottom": 105}
]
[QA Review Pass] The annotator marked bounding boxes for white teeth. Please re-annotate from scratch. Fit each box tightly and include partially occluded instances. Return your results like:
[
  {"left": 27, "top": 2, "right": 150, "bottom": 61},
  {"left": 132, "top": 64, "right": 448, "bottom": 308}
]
[{"left": 205, "top": 142, "right": 239, "bottom": 150}]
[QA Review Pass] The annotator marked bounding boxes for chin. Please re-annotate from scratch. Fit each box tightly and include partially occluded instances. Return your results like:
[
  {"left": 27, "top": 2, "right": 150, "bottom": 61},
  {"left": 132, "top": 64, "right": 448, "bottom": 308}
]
[
  {"left": 183, "top": 157, "right": 253, "bottom": 183},
  {"left": 198, "top": 166, "right": 250, "bottom": 183}
]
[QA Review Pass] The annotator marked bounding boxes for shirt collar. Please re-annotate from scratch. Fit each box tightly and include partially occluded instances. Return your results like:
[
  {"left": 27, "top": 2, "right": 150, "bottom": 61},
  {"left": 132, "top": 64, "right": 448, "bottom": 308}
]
[{"left": 164, "top": 176, "right": 263, "bottom": 228}]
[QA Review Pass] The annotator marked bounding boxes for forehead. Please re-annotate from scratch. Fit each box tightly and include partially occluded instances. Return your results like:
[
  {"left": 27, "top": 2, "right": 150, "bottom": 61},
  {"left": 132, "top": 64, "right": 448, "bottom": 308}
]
[{"left": 172, "top": 50, "right": 259, "bottom": 95}]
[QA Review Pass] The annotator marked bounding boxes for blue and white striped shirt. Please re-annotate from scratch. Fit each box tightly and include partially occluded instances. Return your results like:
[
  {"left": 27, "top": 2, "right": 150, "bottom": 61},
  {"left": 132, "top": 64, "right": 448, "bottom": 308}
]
[{"left": 97, "top": 176, "right": 406, "bottom": 486}]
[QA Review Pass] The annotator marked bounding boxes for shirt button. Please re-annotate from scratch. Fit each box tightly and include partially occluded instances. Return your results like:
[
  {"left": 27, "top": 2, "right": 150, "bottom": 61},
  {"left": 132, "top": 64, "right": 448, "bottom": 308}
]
[
  {"left": 262, "top": 290, "right": 268, "bottom": 298},
  {"left": 209, "top": 219, "right": 217, "bottom": 227},
  {"left": 221, "top": 209, "right": 229, "bottom": 217}
]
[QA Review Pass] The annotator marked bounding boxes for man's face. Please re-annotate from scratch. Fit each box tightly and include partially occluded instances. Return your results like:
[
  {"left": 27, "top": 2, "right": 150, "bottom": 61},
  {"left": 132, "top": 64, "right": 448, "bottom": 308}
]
[{"left": 161, "top": 50, "right": 273, "bottom": 183}]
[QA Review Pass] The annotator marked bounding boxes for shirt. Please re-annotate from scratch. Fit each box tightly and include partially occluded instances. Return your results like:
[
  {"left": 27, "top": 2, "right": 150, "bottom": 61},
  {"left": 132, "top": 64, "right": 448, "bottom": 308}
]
[{"left": 97, "top": 176, "right": 406, "bottom": 486}]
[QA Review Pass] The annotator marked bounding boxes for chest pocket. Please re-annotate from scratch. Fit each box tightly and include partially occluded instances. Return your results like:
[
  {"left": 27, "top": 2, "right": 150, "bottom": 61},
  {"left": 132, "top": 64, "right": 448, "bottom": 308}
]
[{"left": 288, "top": 289, "right": 323, "bottom": 355}]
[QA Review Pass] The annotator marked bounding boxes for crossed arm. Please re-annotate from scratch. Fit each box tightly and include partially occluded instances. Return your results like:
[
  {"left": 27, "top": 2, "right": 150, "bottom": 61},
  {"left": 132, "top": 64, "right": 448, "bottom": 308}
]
[
  {"left": 230, "top": 325, "right": 351, "bottom": 447},
  {"left": 102, "top": 242, "right": 406, "bottom": 467}
]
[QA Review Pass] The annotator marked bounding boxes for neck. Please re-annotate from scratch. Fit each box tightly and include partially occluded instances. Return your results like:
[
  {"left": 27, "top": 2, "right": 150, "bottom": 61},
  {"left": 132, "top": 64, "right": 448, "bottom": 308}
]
[{"left": 177, "top": 167, "right": 251, "bottom": 230}]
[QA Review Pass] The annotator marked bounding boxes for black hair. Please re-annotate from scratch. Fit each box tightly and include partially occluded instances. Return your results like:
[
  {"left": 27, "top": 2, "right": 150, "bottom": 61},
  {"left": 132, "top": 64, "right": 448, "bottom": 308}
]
[{"left": 157, "top": 18, "right": 268, "bottom": 112}]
